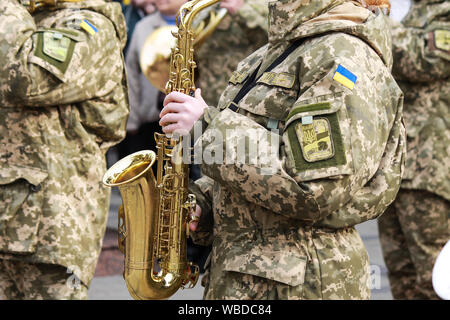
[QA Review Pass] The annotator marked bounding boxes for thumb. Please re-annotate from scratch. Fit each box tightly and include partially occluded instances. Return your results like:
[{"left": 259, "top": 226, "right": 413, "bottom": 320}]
[{"left": 194, "top": 88, "right": 203, "bottom": 100}]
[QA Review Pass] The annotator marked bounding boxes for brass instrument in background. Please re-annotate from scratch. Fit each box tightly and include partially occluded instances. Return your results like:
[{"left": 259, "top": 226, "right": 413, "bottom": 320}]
[
  {"left": 103, "top": 0, "right": 222, "bottom": 300},
  {"left": 140, "top": 5, "right": 227, "bottom": 92}
]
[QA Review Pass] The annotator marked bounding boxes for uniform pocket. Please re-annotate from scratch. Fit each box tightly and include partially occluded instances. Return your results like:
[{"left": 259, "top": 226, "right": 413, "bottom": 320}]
[
  {"left": 221, "top": 70, "right": 298, "bottom": 123},
  {"left": 239, "top": 72, "right": 297, "bottom": 123},
  {"left": 224, "top": 247, "right": 307, "bottom": 286},
  {"left": 0, "top": 165, "right": 48, "bottom": 253},
  {"left": 284, "top": 93, "right": 354, "bottom": 182}
]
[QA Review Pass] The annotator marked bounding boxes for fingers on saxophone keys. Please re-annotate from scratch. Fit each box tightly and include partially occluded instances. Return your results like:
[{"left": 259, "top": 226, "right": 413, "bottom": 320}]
[
  {"left": 190, "top": 212, "right": 200, "bottom": 223},
  {"left": 159, "top": 112, "right": 179, "bottom": 127},
  {"left": 189, "top": 213, "right": 200, "bottom": 232}
]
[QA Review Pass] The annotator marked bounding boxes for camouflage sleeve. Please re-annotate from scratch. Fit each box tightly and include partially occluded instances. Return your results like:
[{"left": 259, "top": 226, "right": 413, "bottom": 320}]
[
  {"left": 0, "top": 0, "right": 125, "bottom": 108},
  {"left": 195, "top": 106, "right": 320, "bottom": 223},
  {"left": 234, "top": 0, "right": 269, "bottom": 32},
  {"left": 196, "top": 39, "right": 403, "bottom": 224},
  {"left": 390, "top": 18, "right": 450, "bottom": 82},
  {"left": 189, "top": 175, "right": 215, "bottom": 246}
]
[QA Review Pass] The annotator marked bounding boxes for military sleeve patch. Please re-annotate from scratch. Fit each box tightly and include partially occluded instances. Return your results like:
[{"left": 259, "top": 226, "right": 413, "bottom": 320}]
[
  {"left": 295, "top": 118, "right": 334, "bottom": 162},
  {"left": 229, "top": 70, "right": 249, "bottom": 85},
  {"left": 43, "top": 32, "right": 71, "bottom": 62},
  {"left": 34, "top": 31, "right": 76, "bottom": 74},
  {"left": 285, "top": 101, "right": 347, "bottom": 172},
  {"left": 333, "top": 64, "right": 357, "bottom": 90},
  {"left": 80, "top": 19, "right": 98, "bottom": 36},
  {"left": 433, "top": 29, "right": 450, "bottom": 53},
  {"left": 257, "top": 72, "right": 296, "bottom": 89}
]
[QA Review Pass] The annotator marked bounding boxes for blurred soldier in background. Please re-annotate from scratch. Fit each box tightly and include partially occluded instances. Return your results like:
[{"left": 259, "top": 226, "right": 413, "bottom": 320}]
[
  {"left": 118, "top": 0, "right": 187, "bottom": 160},
  {"left": 114, "top": 0, "right": 156, "bottom": 56},
  {"left": 107, "top": 0, "right": 154, "bottom": 167},
  {"left": 378, "top": 0, "right": 449, "bottom": 300},
  {"left": 0, "top": 0, "right": 128, "bottom": 299},
  {"left": 195, "top": 0, "right": 268, "bottom": 107}
]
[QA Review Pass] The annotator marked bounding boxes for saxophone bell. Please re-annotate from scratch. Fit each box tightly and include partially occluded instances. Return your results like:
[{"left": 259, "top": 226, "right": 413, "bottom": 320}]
[{"left": 103, "top": 150, "right": 198, "bottom": 300}]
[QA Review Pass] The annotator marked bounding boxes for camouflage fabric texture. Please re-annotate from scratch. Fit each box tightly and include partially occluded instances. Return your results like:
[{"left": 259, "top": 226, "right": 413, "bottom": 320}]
[
  {"left": 0, "top": 259, "right": 88, "bottom": 300},
  {"left": 377, "top": 0, "right": 450, "bottom": 300},
  {"left": 0, "top": 0, "right": 129, "bottom": 296},
  {"left": 190, "top": 0, "right": 406, "bottom": 300},
  {"left": 378, "top": 189, "right": 449, "bottom": 300},
  {"left": 389, "top": 0, "right": 449, "bottom": 200},
  {"left": 195, "top": 0, "right": 269, "bottom": 107}
]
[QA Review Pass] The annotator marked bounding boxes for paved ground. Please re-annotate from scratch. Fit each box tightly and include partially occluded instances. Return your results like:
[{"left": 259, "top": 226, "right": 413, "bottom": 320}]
[{"left": 88, "top": 188, "right": 393, "bottom": 300}]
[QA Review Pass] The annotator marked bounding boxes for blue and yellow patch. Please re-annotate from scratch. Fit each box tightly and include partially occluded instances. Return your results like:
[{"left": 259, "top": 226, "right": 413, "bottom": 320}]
[
  {"left": 333, "top": 64, "right": 357, "bottom": 90},
  {"left": 80, "top": 20, "right": 98, "bottom": 36}
]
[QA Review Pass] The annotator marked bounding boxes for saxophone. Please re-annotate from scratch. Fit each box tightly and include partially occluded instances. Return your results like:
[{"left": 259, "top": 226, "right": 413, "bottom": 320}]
[{"left": 102, "top": 0, "right": 221, "bottom": 300}]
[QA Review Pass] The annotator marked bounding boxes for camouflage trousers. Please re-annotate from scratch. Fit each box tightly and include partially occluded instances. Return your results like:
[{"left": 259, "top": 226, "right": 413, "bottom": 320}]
[
  {"left": 0, "top": 259, "right": 88, "bottom": 300},
  {"left": 378, "top": 189, "right": 450, "bottom": 300},
  {"left": 202, "top": 270, "right": 295, "bottom": 300},
  {"left": 202, "top": 227, "right": 371, "bottom": 300}
]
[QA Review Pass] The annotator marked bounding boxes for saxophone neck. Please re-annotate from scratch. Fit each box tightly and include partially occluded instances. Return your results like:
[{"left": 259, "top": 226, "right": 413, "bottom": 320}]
[
  {"left": 178, "top": 0, "right": 223, "bottom": 28},
  {"left": 165, "top": 0, "right": 223, "bottom": 95}
]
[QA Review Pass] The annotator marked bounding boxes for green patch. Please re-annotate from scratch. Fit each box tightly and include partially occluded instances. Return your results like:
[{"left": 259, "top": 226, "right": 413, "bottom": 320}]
[
  {"left": 35, "top": 31, "right": 75, "bottom": 74},
  {"left": 287, "top": 112, "right": 346, "bottom": 171},
  {"left": 229, "top": 70, "right": 249, "bottom": 84},
  {"left": 257, "top": 72, "right": 295, "bottom": 88},
  {"left": 295, "top": 118, "right": 334, "bottom": 162},
  {"left": 286, "top": 102, "right": 331, "bottom": 120},
  {"left": 43, "top": 32, "right": 71, "bottom": 62}
]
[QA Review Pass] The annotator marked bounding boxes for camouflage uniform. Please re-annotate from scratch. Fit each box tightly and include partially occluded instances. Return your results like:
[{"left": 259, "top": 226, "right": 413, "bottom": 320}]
[
  {"left": 195, "top": 0, "right": 268, "bottom": 107},
  {"left": 377, "top": 0, "right": 450, "bottom": 299},
  {"left": 190, "top": 0, "right": 406, "bottom": 300},
  {"left": 0, "top": 0, "right": 128, "bottom": 299}
]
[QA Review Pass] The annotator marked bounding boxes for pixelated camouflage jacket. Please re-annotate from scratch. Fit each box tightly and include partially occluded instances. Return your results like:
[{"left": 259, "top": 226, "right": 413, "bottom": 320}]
[
  {"left": 189, "top": 0, "right": 405, "bottom": 290},
  {"left": 195, "top": 0, "right": 269, "bottom": 107},
  {"left": 0, "top": 0, "right": 129, "bottom": 285},
  {"left": 390, "top": 0, "right": 449, "bottom": 201}
]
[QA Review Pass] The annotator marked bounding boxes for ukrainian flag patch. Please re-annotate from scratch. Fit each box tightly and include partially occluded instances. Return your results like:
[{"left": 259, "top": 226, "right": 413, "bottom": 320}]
[
  {"left": 333, "top": 64, "right": 357, "bottom": 90},
  {"left": 80, "top": 20, "right": 98, "bottom": 36}
]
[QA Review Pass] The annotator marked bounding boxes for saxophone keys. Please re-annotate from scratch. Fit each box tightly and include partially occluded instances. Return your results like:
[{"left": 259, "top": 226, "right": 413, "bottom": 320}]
[{"left": 184, "top": 263, "right": 200, "bottom": 289}]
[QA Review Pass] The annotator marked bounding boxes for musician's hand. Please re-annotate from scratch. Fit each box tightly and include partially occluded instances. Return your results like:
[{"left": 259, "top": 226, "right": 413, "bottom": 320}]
[
  {"left": 220, "top": 0, "right": 244, "bottom": 15},
  {"left": 160, "top": 88, "right": 207, "bottom": 135},
  {"left": 189, "top": 205, "right": 202, "bottom": 232}
]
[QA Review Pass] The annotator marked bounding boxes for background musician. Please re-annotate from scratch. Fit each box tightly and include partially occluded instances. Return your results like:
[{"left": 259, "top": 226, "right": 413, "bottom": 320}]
[{"left": 0, "top": 0, "right": 128, "bottom": 300}]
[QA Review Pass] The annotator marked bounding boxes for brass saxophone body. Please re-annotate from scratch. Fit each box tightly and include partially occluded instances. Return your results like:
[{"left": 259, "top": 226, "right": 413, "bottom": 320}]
[{"left": 102, "top": 0, "right": 221, "bottom": 300}]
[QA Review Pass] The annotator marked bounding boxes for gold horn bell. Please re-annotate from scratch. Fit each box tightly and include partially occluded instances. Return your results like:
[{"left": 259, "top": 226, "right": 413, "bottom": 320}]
[{"left": 140, "top": 4, "right": 227, "bottom": 92}]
